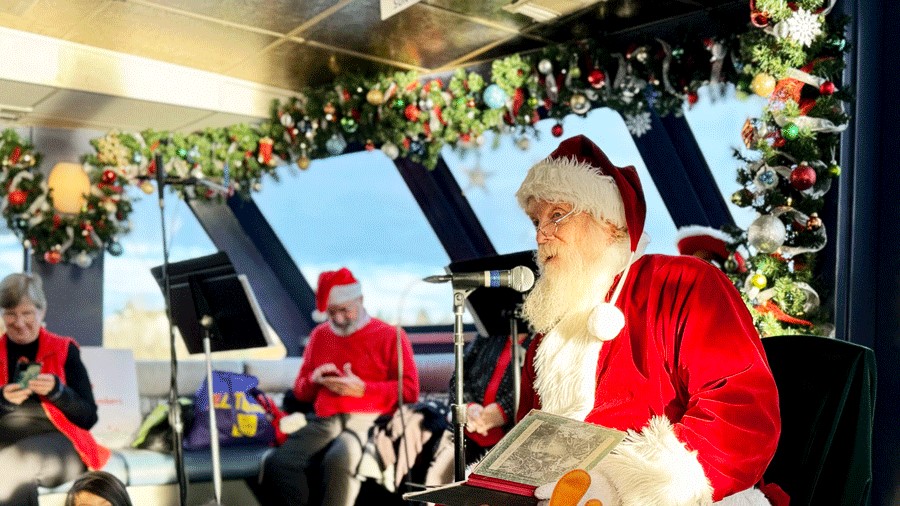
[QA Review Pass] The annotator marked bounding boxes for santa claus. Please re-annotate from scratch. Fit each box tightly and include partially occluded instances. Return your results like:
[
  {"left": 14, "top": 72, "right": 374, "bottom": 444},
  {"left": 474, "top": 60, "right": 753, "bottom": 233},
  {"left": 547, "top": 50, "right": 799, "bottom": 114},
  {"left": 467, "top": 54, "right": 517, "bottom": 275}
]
[{"left": 515, "top": 135, "right": 781, "bottom": 505}]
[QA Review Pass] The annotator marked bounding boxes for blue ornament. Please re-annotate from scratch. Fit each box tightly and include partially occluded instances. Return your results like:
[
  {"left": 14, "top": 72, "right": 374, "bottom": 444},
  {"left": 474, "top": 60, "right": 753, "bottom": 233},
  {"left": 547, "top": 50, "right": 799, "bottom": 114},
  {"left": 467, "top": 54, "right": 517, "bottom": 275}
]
[
  {"left": 409, "top": 140, "right": 426, "bottom": 156},
  {"left": 107, "top": 241, "right": 124, "bottom": 256},
  {"left": 325, "top": 134, "right": 347, "bottom": 156},
  {"left": 482, "top": 84, "right": 507, "bottom": 110}
]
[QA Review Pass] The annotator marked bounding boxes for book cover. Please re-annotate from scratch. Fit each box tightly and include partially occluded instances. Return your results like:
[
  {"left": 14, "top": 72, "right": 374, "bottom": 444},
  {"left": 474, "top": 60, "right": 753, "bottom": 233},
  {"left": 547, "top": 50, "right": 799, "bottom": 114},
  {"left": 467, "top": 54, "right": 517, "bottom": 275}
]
[{"left": 403, "top": 409, "right": 625, "bottom": 505}]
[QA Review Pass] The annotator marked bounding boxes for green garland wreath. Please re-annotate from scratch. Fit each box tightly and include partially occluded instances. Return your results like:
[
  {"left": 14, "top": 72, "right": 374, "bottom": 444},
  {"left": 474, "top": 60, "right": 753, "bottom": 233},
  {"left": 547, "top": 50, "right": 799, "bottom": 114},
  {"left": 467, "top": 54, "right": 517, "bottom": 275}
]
[{"left": 721, "top": 0, "right": 850, "bottom": 337}]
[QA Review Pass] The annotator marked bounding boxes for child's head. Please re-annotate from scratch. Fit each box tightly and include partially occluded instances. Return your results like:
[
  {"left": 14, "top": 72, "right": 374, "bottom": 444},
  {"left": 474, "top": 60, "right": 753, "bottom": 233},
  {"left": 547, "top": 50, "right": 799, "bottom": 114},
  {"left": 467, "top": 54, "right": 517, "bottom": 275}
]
[{"left": 65, "top": 471, "right": 132, "bottom": 506}]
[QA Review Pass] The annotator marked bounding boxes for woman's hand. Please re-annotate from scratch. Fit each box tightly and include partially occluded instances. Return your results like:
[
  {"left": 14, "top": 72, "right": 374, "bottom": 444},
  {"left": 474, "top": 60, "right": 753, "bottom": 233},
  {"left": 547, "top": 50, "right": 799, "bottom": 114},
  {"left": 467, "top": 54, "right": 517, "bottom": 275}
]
[
  {"left": 2, "top": 383, "right": 32, "bottom": 405},
  {"left": 467, "top": 402, "right": 505, "bottom": 435},
  {"left": 27, "top": 373, "right": 57, "bottom": 396}
]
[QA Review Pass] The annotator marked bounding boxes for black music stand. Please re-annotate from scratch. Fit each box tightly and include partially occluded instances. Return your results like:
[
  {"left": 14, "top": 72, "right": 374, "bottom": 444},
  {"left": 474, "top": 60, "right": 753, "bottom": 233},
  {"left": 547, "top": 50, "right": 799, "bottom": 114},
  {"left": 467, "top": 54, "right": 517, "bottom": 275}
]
[
  {"left": 444, "top": 250, "right": 538, "bottom": 480},
  {"left": 151, "top": 251, "right": 275, "bottom": 505}
]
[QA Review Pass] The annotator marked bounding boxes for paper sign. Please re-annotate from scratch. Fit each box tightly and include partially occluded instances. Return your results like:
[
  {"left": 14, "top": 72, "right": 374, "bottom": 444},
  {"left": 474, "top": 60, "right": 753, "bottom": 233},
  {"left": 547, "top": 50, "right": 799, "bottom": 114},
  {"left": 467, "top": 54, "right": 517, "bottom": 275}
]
[
  {"left": 81, "top": 347, "right": 143, "bottom": 449},
  {"left": 380, "top": 0, "right": 422, "bottom": 20}
]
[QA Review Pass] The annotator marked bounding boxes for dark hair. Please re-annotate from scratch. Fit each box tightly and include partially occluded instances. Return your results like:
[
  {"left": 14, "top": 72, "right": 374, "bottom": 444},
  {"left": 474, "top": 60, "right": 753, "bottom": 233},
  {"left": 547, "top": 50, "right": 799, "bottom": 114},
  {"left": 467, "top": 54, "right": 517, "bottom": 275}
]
[{"left": 65, "top": 471, "right": 132, "bottom": 506}]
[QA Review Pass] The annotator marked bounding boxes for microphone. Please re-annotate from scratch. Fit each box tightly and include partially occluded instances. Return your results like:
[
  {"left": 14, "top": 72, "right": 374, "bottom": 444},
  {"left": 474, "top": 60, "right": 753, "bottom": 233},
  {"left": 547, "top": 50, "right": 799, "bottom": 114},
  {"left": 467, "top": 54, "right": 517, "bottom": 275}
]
[
  {"left": 424, "top": 265, "right": 535, "bottom": 293},
  {"left": 154, "top": 152, "right": 165, "bottom": 201}
]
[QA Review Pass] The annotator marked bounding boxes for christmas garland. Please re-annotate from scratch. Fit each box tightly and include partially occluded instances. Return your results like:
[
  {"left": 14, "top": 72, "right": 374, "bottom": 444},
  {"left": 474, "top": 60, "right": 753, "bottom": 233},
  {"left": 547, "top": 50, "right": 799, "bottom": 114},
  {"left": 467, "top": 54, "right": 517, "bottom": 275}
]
[
  {"left": 268, "top": 35, "right": 737, "bottom": 168},
  {"left": 720, "top": 0, "right": 849, "bottom": 337},
  {"left": 0, "top": 129, "right": 132, "bottom": 267}
]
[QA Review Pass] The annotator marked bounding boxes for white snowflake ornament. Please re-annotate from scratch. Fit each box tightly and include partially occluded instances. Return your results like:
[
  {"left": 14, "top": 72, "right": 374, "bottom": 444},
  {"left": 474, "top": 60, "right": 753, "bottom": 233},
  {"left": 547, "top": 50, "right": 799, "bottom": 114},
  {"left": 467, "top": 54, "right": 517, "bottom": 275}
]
[
  {"left": 625, "top": 112, "right": 652, "bottom": 137},
  {"left": 783, "top": 8, "right": 822, "bottom": 47}
]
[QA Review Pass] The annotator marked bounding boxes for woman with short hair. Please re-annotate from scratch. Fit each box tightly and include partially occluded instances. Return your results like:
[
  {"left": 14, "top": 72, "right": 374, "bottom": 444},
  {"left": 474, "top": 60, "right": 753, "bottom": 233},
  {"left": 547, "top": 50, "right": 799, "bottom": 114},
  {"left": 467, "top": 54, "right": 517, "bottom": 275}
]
[{"left": 0, "top": 273, "right": 109, "bottom": 506}]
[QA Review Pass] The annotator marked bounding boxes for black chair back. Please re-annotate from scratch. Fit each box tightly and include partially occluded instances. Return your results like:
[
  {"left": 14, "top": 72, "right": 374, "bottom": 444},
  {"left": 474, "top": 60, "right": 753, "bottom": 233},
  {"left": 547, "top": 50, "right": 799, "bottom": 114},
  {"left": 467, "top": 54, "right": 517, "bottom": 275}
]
[{"left": 762, "top": 335, "right": 876, "bottom": 506}]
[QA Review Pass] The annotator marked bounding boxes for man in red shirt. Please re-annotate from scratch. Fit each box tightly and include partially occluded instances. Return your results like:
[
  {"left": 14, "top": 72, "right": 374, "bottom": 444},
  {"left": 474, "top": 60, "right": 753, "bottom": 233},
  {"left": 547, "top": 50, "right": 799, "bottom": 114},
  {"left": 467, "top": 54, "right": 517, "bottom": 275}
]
[{"left": 265, "top": 268, "right": 419, "bottom": 506}]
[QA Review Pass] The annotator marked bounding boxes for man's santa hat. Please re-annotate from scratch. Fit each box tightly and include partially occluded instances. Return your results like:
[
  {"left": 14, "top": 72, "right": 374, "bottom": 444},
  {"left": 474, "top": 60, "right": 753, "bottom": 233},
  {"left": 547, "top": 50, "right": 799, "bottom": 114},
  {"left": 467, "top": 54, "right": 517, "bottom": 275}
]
[
  {"left": 312, "top": 267, "right": 362, "bottom": 322},
  {"left": 675, "top": 225, "right": 730, "bottom": 263},
  {"left": 516, "top": 134, "right": 646, "bottom": 341}
]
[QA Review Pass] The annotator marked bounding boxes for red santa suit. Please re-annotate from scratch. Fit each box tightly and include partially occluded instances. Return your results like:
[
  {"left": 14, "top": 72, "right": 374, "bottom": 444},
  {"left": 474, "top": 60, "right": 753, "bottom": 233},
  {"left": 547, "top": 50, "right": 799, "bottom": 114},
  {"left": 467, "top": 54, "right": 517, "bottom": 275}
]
[{"left": 515, "top": 135, "right": 780, "bottom": 506}]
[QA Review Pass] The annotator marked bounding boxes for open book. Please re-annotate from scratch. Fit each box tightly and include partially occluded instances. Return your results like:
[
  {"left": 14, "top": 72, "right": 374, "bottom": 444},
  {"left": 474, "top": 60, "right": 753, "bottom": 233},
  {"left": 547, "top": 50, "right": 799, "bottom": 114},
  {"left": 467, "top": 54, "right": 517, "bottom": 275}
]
[{"left": 403, "top": 409, "right": 625, "bottom": 505}]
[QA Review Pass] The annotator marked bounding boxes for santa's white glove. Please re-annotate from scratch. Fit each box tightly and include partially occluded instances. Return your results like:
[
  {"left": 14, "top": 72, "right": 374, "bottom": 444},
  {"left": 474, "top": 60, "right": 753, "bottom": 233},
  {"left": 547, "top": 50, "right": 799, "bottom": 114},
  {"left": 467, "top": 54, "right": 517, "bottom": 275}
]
[{"left": 534, "top": 468, "right": 620, "bottom": 506}]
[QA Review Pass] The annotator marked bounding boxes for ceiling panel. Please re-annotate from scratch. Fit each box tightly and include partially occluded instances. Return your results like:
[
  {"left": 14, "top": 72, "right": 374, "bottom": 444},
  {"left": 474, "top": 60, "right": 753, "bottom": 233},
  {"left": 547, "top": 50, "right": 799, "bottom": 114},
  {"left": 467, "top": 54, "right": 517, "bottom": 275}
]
[
  {"left": 64, "top": 1, "right": 279, "bottom": 75},
  {"left": 0, "top": 78, "right": 57, "bottom": 109},
  {"left": 227, "top": 39, "right": 397, "bottom": 90},
  {"left": 0, "top": 0, "right": 108, "bottom": 39},
  {"left": 31, "top": 89, "right": 213, "bottom": 131},
  {"left": 303, "top": 0, "right": 516, "bottom": 69},
  {"left": 144, "top": 0, "right": 342, "bottom": 36},
  {"left": 422, "top": 0, "right": 535, "bottom": 31}
]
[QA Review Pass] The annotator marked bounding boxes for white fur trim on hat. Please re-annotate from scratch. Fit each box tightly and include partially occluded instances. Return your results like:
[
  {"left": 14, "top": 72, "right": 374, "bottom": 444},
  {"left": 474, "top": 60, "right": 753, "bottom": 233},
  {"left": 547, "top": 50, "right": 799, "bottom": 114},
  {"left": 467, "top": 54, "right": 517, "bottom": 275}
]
[
  {"left": 311, "top": 310, "right": 328, "bottom": 323},
  {"left": 600, "top": 416, "right": 714, "bottom": 506},
  {"left": 327, "top": 282, "right": 362, "bottom": 306},
  {"left": 516, "top": 156, "right": 626, "bottom": 229}
]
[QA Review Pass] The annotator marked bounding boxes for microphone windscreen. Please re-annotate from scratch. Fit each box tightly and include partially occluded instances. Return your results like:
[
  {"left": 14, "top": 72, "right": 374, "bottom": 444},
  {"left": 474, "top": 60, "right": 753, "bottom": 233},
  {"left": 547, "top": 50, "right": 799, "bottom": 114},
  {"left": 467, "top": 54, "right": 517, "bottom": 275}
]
[{"left": 509, "top": 266, "right": 535, "bottom": 292}]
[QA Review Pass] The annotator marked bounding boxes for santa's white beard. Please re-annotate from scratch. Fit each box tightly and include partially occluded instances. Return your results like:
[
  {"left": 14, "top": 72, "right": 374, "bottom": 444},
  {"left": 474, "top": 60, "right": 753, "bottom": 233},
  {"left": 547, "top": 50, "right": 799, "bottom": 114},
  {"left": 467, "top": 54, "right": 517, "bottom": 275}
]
[
  {"left": 524, "top": 230, "right": 630, "bottom": 420},
  {"left": 523, "top": 230, "right": 629, "bottom": 335}
]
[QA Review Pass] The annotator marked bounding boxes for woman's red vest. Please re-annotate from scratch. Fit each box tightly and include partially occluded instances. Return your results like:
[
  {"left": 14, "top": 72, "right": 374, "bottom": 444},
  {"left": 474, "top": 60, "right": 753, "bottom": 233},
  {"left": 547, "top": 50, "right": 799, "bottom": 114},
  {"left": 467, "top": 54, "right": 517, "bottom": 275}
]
[{"left": 0, "top": 328, "right": 110, "bottom": 470}]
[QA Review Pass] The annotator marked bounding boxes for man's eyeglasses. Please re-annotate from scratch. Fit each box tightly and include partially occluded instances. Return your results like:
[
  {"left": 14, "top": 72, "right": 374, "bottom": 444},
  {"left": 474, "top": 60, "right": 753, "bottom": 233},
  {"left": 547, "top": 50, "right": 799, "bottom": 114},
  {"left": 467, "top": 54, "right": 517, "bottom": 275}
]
[{"left": 534, "top": 209, "right": 578, "bottom": 238}]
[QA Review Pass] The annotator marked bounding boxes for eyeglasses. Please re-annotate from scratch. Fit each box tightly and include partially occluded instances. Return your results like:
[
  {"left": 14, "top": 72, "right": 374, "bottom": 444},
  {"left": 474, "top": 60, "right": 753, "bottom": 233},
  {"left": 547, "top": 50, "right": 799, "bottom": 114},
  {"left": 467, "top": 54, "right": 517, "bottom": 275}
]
[
  {"left": 534, "top": 209, "right": 578, "bottom": 238},
  {"left": 3, "top": 310, "right": 38, "bottom": 324}
]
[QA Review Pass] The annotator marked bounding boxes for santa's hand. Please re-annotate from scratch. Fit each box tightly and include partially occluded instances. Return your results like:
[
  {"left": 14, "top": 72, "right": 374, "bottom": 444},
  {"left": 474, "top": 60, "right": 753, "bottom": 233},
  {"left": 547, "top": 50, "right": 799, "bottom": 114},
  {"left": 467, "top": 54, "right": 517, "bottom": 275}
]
[{"left": 535, "top": 468, "right": 620, "bottom": 506}]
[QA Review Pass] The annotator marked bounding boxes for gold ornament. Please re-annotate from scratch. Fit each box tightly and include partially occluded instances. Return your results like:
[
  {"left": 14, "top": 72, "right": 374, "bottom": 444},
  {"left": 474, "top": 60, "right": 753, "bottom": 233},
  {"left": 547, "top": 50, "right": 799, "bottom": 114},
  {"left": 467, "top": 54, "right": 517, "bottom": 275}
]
[
  {"left": 751, "top": 273, "right": 768, "bottom": 289},
  {"left": 366, "top": 89, "right": 384, "bottom": 106},
  {"left": 140, "top": 181, "right": 155, "bottom": 194},
  {"left": 297, "top": 156, "right": 311, "bottom": 170},
  {"left": 749, "top": 73, "right": 777, "bottom": 98}
]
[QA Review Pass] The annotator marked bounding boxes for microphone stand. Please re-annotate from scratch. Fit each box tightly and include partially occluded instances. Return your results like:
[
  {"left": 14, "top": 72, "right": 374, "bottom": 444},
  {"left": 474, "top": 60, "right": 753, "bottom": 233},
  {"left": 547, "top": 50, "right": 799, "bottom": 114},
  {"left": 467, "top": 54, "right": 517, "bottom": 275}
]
[
  {"left": 451, "top": 287, "right": 473, "bottom": 481},
  {"left": 154, "top": 152, "right": 189, "bottom": 506},
  {"left": 509, "top": 304, "right": 523, "bottom": 415}
]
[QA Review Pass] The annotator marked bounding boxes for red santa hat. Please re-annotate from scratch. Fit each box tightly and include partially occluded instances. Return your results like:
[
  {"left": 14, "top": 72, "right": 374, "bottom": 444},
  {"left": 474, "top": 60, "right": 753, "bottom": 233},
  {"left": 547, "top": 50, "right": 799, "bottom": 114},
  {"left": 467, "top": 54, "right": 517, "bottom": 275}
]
[
  {"left": 675, "top": 225, "right": 731, "bottom": 263},
  {"left": 312, "top": 267, "right": 362, "bottom": 322},
  {"left": 516, "top": 134, "right": 646, "bottom": 340}
]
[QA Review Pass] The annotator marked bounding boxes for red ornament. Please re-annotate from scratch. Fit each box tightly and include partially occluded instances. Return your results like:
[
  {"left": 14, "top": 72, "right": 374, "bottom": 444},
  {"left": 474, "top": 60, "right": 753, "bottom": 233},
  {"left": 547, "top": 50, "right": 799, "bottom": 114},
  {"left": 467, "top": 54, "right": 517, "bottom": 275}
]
[
  {"left": 257, "top": 137, "right": 274, "bottom": 165},
  {"left": 44, "top": 250, "right": 62, "bottom": 264},
  {"left": 819, "top": 81, "right": 836, "bottom": 95},
  {"left": 587, "top": 69, "right": 606, "bottom": 89},
  {"left": 750, "top": 10, "right": 769, "bottom": 27},
  {"left": 53, "top": 214, "right": 62, "bottom": 228},
  {"left": 9, "top": 146, "right": 21, "bottom": 165},
  {"left": 687, "top": 92, "right": 699, "bottom": 105},
  {"left": 404, "top": 104, "right": 420, "bottom": 121},
  {"left": 7, "top": 190, "right": 27, "bottom": 206},
  {"left": 365, "top": 140, "right": 375, "bottom": 151},
  {"left": 551, "top": 124, "right": 564, "bottom": 137},
  {"left": 789, "top": 164, "right": 817, "bottom": 191},
  {"left": 459, "top": 133, "right": 471, "bottom": 143},
  {"left": 102, "top": 169, "right": 117, "bottom": 184}
]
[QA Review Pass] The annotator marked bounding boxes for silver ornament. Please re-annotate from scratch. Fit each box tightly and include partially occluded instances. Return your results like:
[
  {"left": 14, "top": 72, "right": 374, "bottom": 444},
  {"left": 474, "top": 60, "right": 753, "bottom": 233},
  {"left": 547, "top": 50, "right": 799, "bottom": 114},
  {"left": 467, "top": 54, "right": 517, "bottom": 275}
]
[
  {"left": 538, "top": 59, "right": 553, "bottom": 75},
  {"left": 73, "top": 251, "right": 93, "bottom": 269},
  {"left": 747, "top": 214, "right": 786, "bottom": 253},
  {"left": 381, "top": 142, "right": 400, "bottom": 160}
]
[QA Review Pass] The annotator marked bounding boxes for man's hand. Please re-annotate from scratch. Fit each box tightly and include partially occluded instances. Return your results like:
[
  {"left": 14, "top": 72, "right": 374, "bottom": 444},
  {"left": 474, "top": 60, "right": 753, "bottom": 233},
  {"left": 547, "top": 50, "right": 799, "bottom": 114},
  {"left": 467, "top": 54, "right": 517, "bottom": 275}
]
[
  {"left": 27, "top": 373, "right": 57, "bottom": 396},
  {"left": 465, "top": 403, "right": 484, "bottom": 434},
  {"left": 2, "top": 383, "right": 32, "bottom": 405},
  {"left": 311, "top": 363, "right": 341, "bottom": 384},
  {"left": 319, "top": 363, "right": 365, "bottom": 398}
]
